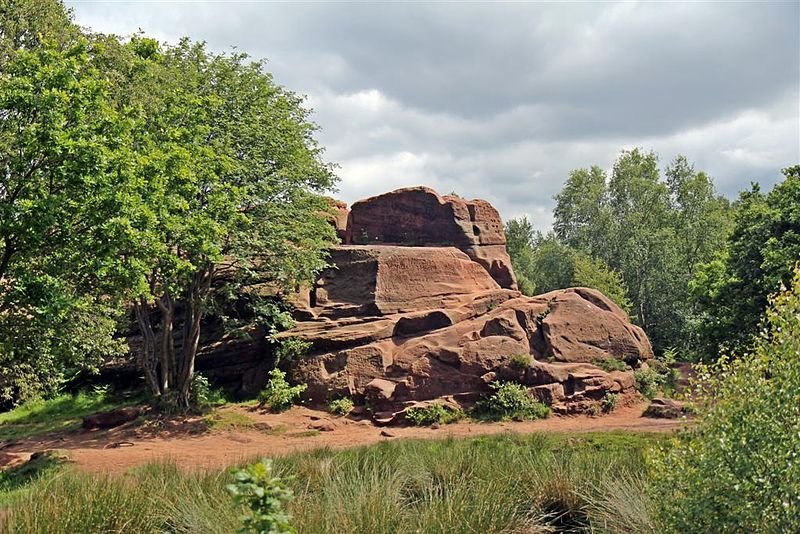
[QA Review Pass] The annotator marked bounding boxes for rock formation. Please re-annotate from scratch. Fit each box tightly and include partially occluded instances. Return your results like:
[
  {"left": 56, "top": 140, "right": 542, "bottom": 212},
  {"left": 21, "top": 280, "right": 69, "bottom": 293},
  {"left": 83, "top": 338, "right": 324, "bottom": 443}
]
[
  {"left": 280, "top": 187, "right": 653, "bottom": 419},
  {"left": 345, "top": 187, "right": 517, "bottom": 289}
]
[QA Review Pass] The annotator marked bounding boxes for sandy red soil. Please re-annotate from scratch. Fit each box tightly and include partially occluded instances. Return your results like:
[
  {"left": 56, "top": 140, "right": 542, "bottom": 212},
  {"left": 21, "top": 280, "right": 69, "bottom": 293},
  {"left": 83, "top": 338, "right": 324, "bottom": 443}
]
[{"left": 0, "top": 401, "right": 688, "bottom": 475}]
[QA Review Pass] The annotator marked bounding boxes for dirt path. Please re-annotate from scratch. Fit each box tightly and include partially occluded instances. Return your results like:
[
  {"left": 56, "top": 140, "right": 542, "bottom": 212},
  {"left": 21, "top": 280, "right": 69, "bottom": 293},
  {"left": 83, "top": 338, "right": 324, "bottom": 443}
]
[{"left": 1, "top": 401, "right": 687, "bottom": 475}]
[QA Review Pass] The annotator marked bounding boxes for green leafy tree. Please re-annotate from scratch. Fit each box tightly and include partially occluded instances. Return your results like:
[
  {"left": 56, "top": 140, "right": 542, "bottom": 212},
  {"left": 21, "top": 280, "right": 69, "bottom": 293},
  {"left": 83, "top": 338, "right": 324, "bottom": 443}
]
[
  {"left": 690, "top": 166, "right": 800, "bottom": 357},
  {"left": 504, "top": 216, "right": 537, "bottom": 295},
  {"left": 117, "top": 39, "right": 337, "bottom": 406},
  {"left": 650, "top": 264, "right": 800, "bottom": 532},
  {"left": 504, "top": 224, "right": 631, "bottom": 313},
  {"left": 552, "top": 149, "right": 732, "bottom": 353},
  {"left": 0, "top": 10, "right": 132, "bottom": 403}
]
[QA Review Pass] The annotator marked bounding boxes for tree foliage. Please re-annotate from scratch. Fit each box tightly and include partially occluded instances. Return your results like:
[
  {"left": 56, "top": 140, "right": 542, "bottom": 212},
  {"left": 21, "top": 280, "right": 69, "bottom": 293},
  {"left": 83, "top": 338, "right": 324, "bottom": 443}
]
[
  {"left": 0, "top": 1, "right": 338, "bottom": 406},
  {"left": 0, "top": 2, "right": 131, "bottom": 402},
  {"left": 690, "top": 166, "right": 800, "bottom": 357},
  {"left": 552, "top": 149, "right": 732, "bottom": 353},
  {"left": 650, "top": 264, "right": 800, "bottom": 532},
  {"left": 504, "top": 219, "right": 632, "bottom": 313}
]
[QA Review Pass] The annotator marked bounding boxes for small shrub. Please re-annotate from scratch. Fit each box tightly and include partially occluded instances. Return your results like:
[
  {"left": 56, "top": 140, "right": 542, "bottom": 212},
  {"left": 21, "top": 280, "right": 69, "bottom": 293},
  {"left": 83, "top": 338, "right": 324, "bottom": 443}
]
[
  {"left": 591, "top": 357, "right": 626, "bottom": 373},
  {"left": 227, "top": 458, "right": 295, "bottom": 533},
  {"left": 587, "top": 404, "right": 600, "bottom": 417},
  {"left": 509, "top": 353, "right": 532, "bottom": 371},
  {"left": 472, "top": 381, "right": 550, "bottom": 421},
  {"left": 601, "top": 393, "right": 618, "bottom": 413},
  {"left": 274, "top": 338, "right": 311, "bottom": 369},
  {"left": 190, "top": 373, "right": 226, "bottom": 408},
  {"left": 404, "top": 403, "right": 464, "bottom": 426},
  {"left": 327, "top": 397, "right": 354, "bottom": 416},
  {"left": 257, "top": 370, "right": 307, "bottom": 412},
  {"left": 633, "top": 368, "right": 661, "bottom": 399}
]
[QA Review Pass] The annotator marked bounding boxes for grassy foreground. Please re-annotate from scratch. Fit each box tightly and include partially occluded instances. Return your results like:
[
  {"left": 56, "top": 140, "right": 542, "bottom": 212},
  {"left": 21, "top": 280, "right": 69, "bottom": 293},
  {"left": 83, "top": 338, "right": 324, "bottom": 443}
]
[{"left": 0, "top": 431, "right": 663, "bottom": 533}]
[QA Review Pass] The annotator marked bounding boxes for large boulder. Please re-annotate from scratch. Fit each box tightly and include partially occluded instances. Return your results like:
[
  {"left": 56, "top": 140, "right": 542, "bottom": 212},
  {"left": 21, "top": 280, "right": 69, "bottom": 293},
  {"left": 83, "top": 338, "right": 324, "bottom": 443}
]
[
  {"left": 345, "top": 187, "right": 517, "bottom": 289},
  {"left": 281, "top": 242, "right": 653, "bottom": 415}
]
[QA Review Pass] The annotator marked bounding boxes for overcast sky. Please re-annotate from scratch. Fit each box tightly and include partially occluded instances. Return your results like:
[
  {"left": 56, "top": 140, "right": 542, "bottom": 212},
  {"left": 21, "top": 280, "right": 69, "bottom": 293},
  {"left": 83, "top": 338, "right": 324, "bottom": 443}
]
[{"left": 66, "top": 1, "right": 799, "bottom": 230}]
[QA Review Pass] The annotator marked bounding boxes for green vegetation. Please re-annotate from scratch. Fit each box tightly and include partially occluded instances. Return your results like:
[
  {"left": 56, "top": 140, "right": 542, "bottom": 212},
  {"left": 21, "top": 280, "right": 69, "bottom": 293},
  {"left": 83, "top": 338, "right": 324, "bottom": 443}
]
[
  {"left": 257, "top": 370, "right": 307, "bottom": 412},
  {"left": 650, "top": 266, "right": 800, "bottom": 532},
  {"left": 505, "top": 219, "right": 632, "bottom": 313},
  {"left": 472, "top": 381, "right": 551, "bottom": 421},
  {"left": 690, "top": 166, "right": 800, "bottom": 358},
  {"left": 404, "top": 403, "right": 464, "bottom": 426},
  {"left": 327, "top": 397, "right": 354, "bottom": 416},
  {"left": 601, "top": 393, "right": 618, "bottom": 413},
  {"left": 508, "top": 353, "right": 532, "bottom": 370},
  {"left": 0, "top": 0, "right": 337, "bottom": 408},
  {"left": 204, "top": 410, "right": 257, "bottom": 432},
  {"left": 0, "top": 432, "right": 665, "bottom": 533},
  {"left": 0, "top": 389, "right": 141, "bottom": 442},
  {"left": 591, "top": 357, "right": 627, "bottom": 373},
  {"left": 227, "top": 459, "right": 296, "bottom": 534}
]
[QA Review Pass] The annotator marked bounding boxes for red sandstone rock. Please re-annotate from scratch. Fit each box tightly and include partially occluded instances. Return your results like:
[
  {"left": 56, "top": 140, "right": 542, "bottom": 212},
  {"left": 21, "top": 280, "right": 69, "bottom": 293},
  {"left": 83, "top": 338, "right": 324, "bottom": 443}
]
[
  {"left": 282, "top": 252, "right": 653, "bottom": 414},
  {"left": 323, "top": 197, "right": 349, "bottom": 243},
  {"left": 345, "top": 187, "right": 517, "bottom": 289}
]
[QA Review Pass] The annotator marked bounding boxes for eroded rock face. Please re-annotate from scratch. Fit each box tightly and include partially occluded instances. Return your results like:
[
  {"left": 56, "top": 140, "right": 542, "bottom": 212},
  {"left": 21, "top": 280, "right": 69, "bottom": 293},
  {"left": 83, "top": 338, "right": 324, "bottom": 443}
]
[
  {"left": 345, "top": 186, "right": 517, "bottom": 289},
  {"left": 281, "top": 242, "right": 653, "bottom": 416}
]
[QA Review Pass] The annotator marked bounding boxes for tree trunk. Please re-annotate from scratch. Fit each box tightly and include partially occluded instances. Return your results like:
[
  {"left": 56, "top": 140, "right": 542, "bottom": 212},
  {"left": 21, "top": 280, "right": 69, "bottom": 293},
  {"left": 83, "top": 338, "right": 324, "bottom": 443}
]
[
  {"left": 176, "top": 264, "right": 214, "bottom": 407},
  {"left": 155, "top": 292, "right": 175, "bottom": 393},
  {"left": 133, "top": 298, "right": 161, "bottom": 396}
]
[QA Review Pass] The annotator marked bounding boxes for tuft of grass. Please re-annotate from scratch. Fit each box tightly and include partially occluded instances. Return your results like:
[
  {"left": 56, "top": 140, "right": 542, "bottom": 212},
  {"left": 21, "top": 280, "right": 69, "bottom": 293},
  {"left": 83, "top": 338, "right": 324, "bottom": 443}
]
[
  {"left": 327, "top": 397, "right": 354, "bottom": 416},
  {"left": 591, "top": 357, "right": 627, "bottom": 373},
  {"left": 0, "top": 432, "right": 666, "bottom": 533},
  {"left": 404, "top": 403, "right": 464, "bottom": 426},
  {"left": 203, "top": 410, "right": 256, "bottom": 431},
  {"left": 0, "top": 390, "right": 143, "bottom": 442}
]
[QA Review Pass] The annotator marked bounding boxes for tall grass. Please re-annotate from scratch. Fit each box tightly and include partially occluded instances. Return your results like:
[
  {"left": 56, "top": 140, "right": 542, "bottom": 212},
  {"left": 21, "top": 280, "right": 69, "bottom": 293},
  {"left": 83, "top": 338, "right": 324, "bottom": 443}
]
[{"left": 0, "top": 432, "right": 664, "bottom": 533}]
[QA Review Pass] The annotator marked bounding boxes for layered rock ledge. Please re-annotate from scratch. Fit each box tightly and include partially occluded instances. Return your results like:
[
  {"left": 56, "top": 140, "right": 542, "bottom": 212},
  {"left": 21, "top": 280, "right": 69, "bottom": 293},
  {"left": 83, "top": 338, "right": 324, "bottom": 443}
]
[{"left": 281, "top": 236, "right": 653, "bottom": 419}]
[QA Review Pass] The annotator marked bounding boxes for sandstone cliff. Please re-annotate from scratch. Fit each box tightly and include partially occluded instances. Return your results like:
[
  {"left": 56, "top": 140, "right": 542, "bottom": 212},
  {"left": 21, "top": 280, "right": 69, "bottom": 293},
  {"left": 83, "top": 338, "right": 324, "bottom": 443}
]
[{"left": 280, "top": 187, "right": 653, "bottom": 420}]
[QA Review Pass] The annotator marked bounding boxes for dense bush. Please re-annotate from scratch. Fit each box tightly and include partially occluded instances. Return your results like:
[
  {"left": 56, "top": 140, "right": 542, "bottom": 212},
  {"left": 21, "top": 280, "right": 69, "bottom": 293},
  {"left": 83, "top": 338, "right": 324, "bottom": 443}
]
[
  {"left": 257, "top": 370, "right": 307, "bottom": 412},
  {"left": 472, "top": 381, "right": 551, "bottom": 421},
  {"left": 649, "top": 265, "right": 800, "bottom": 532},
  {"left": 404, "top": 403, "right": 464, "bottom": 426}
]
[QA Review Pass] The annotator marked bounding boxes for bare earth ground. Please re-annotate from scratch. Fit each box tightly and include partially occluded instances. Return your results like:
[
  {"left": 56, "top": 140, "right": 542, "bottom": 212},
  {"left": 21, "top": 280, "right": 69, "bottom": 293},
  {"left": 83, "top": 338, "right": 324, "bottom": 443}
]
[{"left": 0, "top": 399, "right": 687, "bottom": 475}]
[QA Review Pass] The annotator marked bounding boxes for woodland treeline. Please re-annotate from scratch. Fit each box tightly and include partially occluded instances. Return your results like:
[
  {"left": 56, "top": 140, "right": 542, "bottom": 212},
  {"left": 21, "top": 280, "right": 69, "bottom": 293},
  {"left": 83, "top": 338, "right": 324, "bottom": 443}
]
[{"left": 506, "top": 151, "right": 800, "bottom": 359}]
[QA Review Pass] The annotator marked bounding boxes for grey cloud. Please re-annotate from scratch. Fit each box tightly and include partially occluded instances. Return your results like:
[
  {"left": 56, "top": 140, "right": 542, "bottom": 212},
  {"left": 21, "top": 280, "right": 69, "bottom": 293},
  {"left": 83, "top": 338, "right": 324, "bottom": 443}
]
[{"left": 66, "top": 1, "right": 799, "bottom": 230}]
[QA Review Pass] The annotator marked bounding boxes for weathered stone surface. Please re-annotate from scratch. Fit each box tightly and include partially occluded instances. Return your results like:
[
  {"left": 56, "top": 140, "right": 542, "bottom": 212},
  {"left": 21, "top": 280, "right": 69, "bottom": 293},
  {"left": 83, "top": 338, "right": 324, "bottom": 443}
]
[
  {"left": 643, "top": 397, "right": 687, "bottom": 419},
  {"left": 323, "top": 197, "right": 349, "bottom": 242},
  {"left": 345, "top": 187, "right": 517, "bottom": 289},
  {"left": 285, "top": 279, "right": 653, "bottom": 414}
]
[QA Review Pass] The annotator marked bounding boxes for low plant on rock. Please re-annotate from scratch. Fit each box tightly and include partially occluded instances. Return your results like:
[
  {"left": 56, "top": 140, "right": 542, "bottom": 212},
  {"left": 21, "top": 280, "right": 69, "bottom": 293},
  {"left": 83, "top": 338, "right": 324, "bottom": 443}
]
[
  {"left": 472, "top": 381, "right": 550, "bottom": 421},
  {"left": 601, "top": 393, "right": 618, "bottom": 413},
  {"left": 227, "top": 458, "right": 295, "bottom": 533},
  {"left": 509, "top": 353, "right": 532, "bottom": 371},
  {"left": 591, "top": 357, "right": 626, "bottom": 373},
  {"left": 257, "top": 370, "right": 306, "bottom": 412},
  {"left": 405, "top": 403, "right": 464, "bottom": 426},
  {"left": 327, "top": 397, "right": 354, "bottom": 416}
]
